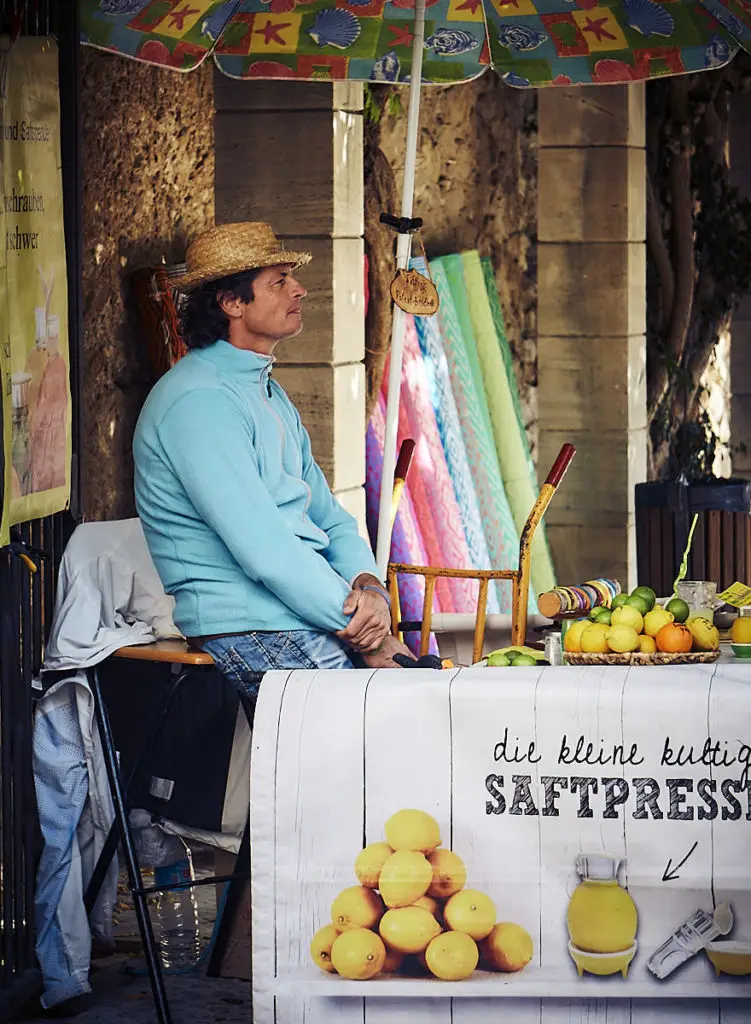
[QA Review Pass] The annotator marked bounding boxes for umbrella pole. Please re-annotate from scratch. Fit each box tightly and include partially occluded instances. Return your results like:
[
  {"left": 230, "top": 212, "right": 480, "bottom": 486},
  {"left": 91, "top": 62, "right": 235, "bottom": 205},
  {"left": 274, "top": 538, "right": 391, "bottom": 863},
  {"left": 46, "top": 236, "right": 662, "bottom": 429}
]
[{"left": 374, "top": 0, "right": 427, "bottom": 581}]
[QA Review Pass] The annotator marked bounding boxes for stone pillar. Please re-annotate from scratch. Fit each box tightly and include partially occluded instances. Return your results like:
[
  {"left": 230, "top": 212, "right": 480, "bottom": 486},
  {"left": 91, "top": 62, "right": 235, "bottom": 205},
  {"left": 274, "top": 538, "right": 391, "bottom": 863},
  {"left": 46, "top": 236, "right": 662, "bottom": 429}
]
[
  {"left": 537, "top": 85, "right": 647, "bottom": 589},
  {"left": 213, "top": 78, "right": 367, "bottom": 529},
  {"left": 729, "top": 97, "right": 751, "bottom": 479}
]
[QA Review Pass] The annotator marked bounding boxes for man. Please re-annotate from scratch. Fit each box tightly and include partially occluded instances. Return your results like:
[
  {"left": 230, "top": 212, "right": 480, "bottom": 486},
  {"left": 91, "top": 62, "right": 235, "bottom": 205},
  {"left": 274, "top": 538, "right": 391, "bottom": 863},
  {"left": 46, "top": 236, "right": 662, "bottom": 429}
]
[{"left": 134, "top": 222, "right": 413, "bottom": 694}]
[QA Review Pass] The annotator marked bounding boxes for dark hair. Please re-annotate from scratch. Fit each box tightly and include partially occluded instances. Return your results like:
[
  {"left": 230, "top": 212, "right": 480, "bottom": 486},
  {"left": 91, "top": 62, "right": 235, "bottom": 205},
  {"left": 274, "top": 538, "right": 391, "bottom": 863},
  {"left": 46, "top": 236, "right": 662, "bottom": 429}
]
[{"left": 178, "top": 268, "right": 263, "bottom": 350}]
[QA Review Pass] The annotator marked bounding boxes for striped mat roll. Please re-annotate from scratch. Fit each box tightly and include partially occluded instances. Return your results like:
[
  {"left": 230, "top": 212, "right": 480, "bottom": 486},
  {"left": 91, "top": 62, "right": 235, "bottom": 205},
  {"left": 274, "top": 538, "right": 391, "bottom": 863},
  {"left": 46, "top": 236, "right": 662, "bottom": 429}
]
[
  {"left": 430, "top": 255, "right": 524, "bottom": 613},
  {"left": 366, "top": 395, "right": 439, "bottom": 655},
  {"left": 383, "top": 317, "right": 479, "bottom": 613},
  {"left": 410, "top": 268, "right": 501, "bottom": 615}
]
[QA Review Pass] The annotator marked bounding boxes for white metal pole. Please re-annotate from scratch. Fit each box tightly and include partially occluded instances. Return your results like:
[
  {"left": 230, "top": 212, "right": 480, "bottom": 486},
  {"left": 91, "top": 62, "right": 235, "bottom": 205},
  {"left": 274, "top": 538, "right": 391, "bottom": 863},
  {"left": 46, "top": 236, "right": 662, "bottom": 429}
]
[{"left": 374, "top": 0, "right": 427, "bottom": 581}]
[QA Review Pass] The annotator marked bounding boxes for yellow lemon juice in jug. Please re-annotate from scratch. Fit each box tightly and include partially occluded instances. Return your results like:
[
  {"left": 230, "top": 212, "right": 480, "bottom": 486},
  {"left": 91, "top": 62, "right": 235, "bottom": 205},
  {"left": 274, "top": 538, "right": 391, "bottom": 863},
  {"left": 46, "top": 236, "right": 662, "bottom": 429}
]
[{"left": 567, "top": 853, "right": 638, "bottom": 976}]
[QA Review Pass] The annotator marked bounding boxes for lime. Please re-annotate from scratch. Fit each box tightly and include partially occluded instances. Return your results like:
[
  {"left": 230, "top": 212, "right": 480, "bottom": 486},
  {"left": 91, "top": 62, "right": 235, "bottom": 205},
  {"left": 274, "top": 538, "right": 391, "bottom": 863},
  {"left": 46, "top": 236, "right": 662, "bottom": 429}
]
[
  {"left": 611, "top": 594, "right": 629, "bottom": 609},
  {"left": 592, "top": 607, "right": 612, "bottom": 626},
  {"left": 632, "top": 586, "right": 657, "bottom": 611},
  {"left": 665, "top": 597, "right": 690, "bottom": 624},
  {"left": 487, "top": 652, "right": 511, "bottom": 667},
  {"left": 510, "top": 653, "right": 539, "bottom": 667},
  {"left": 626, "top": 594, "right": 650, "bottom": 616},
  {"left": 589, "top": 607, "right": 602, "bottom": 621}
]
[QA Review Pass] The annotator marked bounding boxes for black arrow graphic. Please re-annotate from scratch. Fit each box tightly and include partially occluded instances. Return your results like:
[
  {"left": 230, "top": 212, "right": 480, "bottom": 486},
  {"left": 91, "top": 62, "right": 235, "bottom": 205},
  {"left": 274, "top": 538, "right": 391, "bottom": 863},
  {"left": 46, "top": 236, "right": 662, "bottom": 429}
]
[{"left": 662, "top": 841, "right": 699, "bottom": 882}]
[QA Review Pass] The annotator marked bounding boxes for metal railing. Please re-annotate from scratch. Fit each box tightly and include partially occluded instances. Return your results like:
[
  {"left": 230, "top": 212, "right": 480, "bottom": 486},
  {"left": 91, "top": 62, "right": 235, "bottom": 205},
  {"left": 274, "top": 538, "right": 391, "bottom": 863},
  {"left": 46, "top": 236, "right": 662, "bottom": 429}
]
[
  {"left": 0, "top": 1, "right": 81, "bottom": 1017},
  {"left": 0, "top": 515, "right": 74, "bottom": 1020}
]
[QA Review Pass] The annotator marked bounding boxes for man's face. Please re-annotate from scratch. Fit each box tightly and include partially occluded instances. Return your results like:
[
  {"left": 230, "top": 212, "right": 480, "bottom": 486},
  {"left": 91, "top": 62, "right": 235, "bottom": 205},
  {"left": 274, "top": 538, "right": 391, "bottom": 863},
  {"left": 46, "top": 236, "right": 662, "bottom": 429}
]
[{"left": 240, "top": 264, "right": 307, "bottom": 344}]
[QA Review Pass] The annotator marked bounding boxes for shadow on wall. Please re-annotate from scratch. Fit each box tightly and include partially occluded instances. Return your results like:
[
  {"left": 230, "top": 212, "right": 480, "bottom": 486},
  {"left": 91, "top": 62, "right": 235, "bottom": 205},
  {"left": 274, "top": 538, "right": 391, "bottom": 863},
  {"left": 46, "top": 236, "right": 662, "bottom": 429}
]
[{"left": 80, "top": 49, "right": 215, "bottom": 521}]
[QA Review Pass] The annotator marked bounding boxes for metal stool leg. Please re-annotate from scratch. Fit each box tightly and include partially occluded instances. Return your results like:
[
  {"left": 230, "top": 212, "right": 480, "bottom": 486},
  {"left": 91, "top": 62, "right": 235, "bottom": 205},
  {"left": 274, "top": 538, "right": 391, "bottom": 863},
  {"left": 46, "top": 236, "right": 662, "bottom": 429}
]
[
  {"left": 205, "top": 690, "right": 257, "bottom": 979},
  {"left": 90, "top": 666, "right": 173, "bottom": 1024},
  {"left": 85, "top": 667, "right": 190, "bottom": 914}
]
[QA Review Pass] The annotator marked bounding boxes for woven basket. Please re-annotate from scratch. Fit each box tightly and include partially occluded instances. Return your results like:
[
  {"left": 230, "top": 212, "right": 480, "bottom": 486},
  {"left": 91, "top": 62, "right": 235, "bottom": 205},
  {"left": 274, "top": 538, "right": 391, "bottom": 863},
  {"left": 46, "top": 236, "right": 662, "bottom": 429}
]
[{"left": 564, "top": 650, "right": 720, "bottom": 667}]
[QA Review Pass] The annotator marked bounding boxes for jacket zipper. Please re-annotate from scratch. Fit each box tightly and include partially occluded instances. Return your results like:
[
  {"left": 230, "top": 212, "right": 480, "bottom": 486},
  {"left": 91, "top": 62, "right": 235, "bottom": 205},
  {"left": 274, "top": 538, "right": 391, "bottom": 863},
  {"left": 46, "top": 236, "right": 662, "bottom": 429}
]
[{"left": 260, "top": 368, "right": 320, "bottom": 532}]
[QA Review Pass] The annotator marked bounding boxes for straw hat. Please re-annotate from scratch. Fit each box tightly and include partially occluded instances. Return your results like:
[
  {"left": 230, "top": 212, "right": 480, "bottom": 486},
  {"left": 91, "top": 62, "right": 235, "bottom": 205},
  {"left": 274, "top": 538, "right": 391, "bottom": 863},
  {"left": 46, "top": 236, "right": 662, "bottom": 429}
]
[{"left": 171, "top": 222, "right": 312, "bottom": 291}]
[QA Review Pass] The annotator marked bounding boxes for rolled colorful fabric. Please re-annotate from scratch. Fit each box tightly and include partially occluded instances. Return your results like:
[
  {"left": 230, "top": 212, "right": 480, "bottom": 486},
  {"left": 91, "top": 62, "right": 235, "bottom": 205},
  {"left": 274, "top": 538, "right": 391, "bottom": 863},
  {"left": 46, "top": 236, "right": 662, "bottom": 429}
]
[
  {"left": 383, "top": 317, "right": 478, "bottom": 612},
  {"left": 410, "top": 261, "right": 500, "bottom": 615},
  {"left": 430, "top": 255, "right": 524, "bottom": 614},
  {"left": 366, "top": 395, "right": 439, "bottom": 654},
  {"left": 460, "top": 250, "right": 557, "bottom": 598}
]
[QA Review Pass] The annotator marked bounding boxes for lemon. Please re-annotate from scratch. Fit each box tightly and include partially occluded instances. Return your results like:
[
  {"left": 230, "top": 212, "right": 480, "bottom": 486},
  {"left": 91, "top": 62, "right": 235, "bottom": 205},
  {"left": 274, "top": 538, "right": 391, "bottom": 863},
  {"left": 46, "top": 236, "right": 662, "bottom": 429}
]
[
  {"left": 605, "top": 624, "right": 640, "bottom": 654},
  {"left": 379, "top": 906, "right": 442, "bottom": 954},
  {"left": 330, "top": 928, "right": 386, "bottom": 980},
  {"left": 443, "top": 889, "right": 496, "bottom": 941},
  {"left": 355, "top": 842, "right": 393, "bottom": 889},
  {"left": 426, "top": 849, "right": 466, "bottom": 900},
  {"left": 379, "top": 850, "right": 433, "bottom": 908},
  {"left": 481, "top": 922, "right": 534, "bottom": 972},
  {"left": 384, "top": 809, "right": 441, "bottom": 854},
  {"left": 310, "top": 923, "right": 340, "bottom": 973},
  {"left": 331, "top": 886, "right": 384, "bottom": 932},
  {"left": 686, "top": 616, "right": 720, "bottom": 651},
  {"left": 665, "top": 597, "right": 690, "bottom": 624},
  {"left": 425, "top": 931, "right": 479, "bottom": 981},
  {"left": 563, "top": 620, "right": 590, "bottom": 654},
  {"left": 611, "top": 605, "right": 644, "bottom": 634},
  {"left": 643, "top": 606, "right": 674, "bottom": 637},
  {"left": 413, "top": 894, "right": 442, "bottom": 918},
  {"left": 382, "top": 948, "right": 405, "bottom": 973},
  {"left": 580, "top": 623, "right": 610, "bottom": 654},
  {"left": 632, "top": 586, "right": 657, "bottom": 611},
  {"left": 638, "top": 634, "right": 656, "bottom": 654},
  {"left": 732, "top": 617, "right": 751, "bottom": 644}
]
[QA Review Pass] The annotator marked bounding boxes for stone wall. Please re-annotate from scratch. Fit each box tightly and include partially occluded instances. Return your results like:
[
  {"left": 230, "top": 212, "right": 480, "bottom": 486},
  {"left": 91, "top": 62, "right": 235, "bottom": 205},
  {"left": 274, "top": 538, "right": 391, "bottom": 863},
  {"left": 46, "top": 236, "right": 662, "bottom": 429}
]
[
  {"left": 730, "top": 94, "right": 751, "bottom": 479},
  {"left": 377, "top": 74, "right": 538, "bottom": 456},
  {"left": 80, "top": 50, "right": 214, "bottom": 521}
]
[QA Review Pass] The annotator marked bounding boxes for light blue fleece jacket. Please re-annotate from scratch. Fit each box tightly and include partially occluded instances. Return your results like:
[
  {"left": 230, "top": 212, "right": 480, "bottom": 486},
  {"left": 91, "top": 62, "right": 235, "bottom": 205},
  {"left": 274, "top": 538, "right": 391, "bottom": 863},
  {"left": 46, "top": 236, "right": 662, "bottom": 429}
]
[{"left": 133, "top": 340, "right": 378, "bottom": 638}]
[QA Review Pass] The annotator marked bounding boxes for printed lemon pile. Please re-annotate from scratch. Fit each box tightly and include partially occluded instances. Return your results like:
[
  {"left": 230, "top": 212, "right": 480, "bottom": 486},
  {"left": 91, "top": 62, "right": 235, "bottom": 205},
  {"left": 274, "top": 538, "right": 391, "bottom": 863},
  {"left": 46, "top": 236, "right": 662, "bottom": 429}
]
[
  {"left": 310, "top": 809, "right": 533, "bottom": 982},
  {"left": 563, "top": 586, "right": 720, "bottom": 657}
]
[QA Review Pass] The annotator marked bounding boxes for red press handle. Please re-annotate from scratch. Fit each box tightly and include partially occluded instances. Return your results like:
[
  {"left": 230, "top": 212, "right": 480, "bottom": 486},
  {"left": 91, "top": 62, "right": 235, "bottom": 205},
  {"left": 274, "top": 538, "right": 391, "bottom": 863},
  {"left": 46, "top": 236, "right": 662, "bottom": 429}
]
[
  {"left": 395, "top": 439, "right": 416, "bottom": 483},
  {"left": 545, "top": 444, "right": 576, "bottom": 488}
]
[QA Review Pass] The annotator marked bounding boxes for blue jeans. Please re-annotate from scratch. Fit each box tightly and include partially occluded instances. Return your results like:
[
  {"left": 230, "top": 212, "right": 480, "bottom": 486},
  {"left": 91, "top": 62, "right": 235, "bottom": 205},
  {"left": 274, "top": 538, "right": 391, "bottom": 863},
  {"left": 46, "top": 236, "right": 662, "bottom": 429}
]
[{"left": 201, "top": 631, "right": 354, "bottom": 702}]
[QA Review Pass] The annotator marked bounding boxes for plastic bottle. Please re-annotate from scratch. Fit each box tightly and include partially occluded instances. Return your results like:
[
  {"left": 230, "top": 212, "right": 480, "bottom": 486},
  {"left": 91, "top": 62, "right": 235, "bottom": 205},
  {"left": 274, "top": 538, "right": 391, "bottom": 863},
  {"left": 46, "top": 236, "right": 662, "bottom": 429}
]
[{"left": 153, "top": 840, "right": 201, "bottom": 970}]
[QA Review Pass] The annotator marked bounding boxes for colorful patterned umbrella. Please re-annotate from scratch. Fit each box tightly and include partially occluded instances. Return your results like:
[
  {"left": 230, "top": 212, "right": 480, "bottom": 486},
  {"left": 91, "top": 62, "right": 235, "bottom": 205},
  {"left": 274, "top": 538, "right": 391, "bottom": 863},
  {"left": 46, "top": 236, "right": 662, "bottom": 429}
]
[{"left": 80, "top": 0, "right": 747, "bottom": 88}]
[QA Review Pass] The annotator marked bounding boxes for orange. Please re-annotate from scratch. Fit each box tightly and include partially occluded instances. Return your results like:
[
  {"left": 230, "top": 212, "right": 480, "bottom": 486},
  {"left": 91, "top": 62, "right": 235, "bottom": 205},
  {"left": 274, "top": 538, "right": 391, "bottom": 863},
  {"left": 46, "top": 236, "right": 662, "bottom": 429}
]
[{"left": 655, "top": 622, "right": 693, "bottom": 654}]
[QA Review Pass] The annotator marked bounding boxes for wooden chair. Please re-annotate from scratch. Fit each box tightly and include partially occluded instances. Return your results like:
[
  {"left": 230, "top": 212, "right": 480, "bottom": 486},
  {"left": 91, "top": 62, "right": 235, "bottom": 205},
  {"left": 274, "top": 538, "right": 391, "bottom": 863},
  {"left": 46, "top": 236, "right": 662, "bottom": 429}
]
[
  {"left": 85, "top": 640, "right": 260, "bottom": 1024},
  {"left": 387, "top": 444, "right": 576, "bottom": 664}
]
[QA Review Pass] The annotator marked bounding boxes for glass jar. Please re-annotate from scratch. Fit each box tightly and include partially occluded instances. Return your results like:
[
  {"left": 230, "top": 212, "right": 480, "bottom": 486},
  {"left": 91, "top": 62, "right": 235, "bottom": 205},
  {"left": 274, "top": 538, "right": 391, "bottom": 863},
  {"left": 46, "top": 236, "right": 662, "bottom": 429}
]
[{"left": 567, "top": 852, "right": 638, "bottom": 955}]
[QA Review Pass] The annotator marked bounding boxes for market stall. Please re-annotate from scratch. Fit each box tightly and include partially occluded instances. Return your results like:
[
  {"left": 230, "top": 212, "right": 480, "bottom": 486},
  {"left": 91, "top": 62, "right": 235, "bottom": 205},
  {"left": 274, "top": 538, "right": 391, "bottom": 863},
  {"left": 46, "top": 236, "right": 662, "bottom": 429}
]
[{"left": 249, "top": 658, "right": 751, "bottom": 1022}]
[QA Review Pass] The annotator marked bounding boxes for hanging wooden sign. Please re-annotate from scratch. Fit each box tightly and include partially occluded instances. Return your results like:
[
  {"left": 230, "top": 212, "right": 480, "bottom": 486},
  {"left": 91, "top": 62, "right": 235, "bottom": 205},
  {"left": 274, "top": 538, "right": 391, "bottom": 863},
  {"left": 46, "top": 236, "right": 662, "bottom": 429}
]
[{"left": 390, "top": 267, "right": 440, "bottom": 316}]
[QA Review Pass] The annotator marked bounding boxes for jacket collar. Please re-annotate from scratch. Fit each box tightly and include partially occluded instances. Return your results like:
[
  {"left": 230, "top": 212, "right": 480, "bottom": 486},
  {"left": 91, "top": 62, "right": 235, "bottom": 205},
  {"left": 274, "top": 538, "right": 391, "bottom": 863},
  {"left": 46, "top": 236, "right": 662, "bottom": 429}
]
[{"left": 195, "top": 339, "right": 274, "bottom": 380}]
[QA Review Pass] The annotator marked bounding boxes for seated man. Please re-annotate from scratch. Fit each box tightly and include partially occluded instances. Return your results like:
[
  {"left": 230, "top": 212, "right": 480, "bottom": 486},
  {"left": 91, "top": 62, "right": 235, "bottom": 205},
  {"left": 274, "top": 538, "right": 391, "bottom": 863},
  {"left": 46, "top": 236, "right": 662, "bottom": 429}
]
[{"left": 134, "top": 222, "right": 412, "bottom": 693}]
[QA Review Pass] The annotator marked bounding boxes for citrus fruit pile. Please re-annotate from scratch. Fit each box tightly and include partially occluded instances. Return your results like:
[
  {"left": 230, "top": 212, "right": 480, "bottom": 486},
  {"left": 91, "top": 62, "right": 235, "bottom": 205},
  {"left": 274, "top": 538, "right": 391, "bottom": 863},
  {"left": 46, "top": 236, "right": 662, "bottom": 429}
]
[
  {"left": 563, "top": 586, "right": 719, "bottom": 657},
  {"left": 310, "top": 808, "right": 534, "bottom": 982}
]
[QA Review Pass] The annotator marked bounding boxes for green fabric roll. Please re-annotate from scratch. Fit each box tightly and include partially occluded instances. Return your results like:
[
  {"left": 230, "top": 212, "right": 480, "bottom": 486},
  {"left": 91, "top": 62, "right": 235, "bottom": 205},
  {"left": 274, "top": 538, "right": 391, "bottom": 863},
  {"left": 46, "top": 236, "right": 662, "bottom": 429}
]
[
  {"left": 431, "top": 255, "right": 532, "bottom": 613},
  {"left": 460, "top": 251, "right": 557, "bottom": 597}
]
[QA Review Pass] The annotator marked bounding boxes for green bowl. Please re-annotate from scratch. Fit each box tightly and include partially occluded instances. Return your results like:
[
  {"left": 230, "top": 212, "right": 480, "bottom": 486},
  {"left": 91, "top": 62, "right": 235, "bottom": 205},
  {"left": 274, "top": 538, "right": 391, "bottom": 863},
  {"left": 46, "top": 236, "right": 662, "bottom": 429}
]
[{"left": 731, "top": 643, "right": 751, "bottom": 659}]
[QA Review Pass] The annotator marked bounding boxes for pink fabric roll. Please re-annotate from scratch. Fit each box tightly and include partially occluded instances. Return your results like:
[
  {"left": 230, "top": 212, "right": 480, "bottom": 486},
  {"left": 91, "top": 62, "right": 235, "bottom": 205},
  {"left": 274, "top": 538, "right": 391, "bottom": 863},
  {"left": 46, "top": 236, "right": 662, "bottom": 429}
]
[
  {"left": 366, "top": 395, "right": 440, "bottom": 654},
  {"left": 383, "top": 317, "right": 478, "bottom": 612}
]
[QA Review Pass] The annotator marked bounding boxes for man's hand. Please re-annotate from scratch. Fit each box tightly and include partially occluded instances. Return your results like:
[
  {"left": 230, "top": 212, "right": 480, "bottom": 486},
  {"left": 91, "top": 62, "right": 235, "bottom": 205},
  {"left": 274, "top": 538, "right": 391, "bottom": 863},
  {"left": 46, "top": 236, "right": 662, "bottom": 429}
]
[
  {"left": 336, "top": 581, "right": 391, "bottom": 653},
  {"left": 361, "top": 634, "right": 417, "bottom": 669}
]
